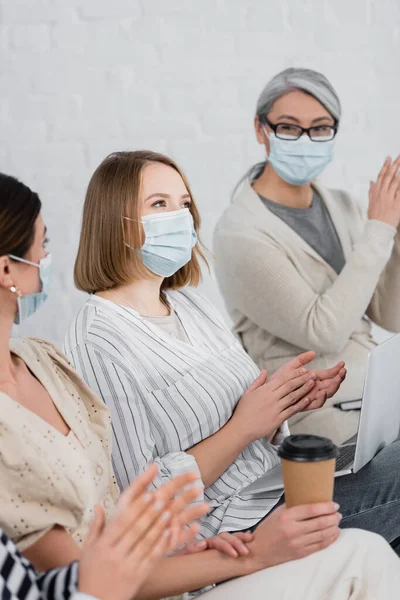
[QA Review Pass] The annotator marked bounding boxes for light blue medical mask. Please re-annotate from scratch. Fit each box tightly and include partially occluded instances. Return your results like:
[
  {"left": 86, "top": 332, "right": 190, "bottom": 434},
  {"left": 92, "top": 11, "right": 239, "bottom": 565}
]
[
  {"left": 264, "top": 129, "right": 335, "bottom": 186},
  {"left": 125, "top": 208, "right": 197, "bottom": 277},
  {"left": 8, "top": 254, "right": 52, "bottom": 324}
]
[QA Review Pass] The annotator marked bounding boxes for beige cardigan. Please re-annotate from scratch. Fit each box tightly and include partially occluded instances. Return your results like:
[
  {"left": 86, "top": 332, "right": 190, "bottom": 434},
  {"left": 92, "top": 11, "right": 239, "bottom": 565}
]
[{"left": 213, "top": 181, "right": 400, "bottom": 444}]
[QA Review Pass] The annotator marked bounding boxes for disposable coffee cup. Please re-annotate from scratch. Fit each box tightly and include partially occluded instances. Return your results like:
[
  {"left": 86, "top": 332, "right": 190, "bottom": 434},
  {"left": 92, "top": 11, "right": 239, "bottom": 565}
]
[{"left": 278, "top": 434, "right": 339, "bottom": 508}]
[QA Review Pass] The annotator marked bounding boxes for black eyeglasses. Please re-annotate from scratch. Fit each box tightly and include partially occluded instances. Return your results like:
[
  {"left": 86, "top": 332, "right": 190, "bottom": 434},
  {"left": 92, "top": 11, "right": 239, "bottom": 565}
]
[{"left": 262, "top": 116, "right": 338, "bottom": 142}]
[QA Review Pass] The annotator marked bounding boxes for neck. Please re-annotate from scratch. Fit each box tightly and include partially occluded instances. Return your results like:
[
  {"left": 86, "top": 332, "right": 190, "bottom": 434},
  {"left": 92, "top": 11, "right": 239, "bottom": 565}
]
[
  {"left": 253, "top": 162, "right": 313, "bottom": 209},
  {"left": 98, "top": 277, "right": 169, "bottom": 317},
  {"left": 0, "top": 299, "right": 18, "bottom": 382}
]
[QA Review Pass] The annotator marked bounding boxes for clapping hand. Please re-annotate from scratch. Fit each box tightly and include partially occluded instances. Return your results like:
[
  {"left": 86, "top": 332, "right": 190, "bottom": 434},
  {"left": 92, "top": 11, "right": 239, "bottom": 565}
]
[
  {"left": 78, "top": 465, "right": 209, "bottom": 600},
  {"left": 270, "top": 351, "right": 346, "bottom": 412}
]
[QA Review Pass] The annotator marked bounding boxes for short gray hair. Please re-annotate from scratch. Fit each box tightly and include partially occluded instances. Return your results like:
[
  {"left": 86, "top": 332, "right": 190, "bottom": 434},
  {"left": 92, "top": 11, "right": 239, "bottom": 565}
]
[
  {"left": 234, "top": 68, "right": 341, "bottom": 190},
  {"left": 256, "top": 67, "right": 341, "bottom": 122}
]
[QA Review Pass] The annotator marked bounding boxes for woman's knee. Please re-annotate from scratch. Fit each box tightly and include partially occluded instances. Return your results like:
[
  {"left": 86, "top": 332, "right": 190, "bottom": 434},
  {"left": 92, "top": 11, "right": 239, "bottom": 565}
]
[{"left": 337, "top": 528, "right": 397, "bottom": 559}]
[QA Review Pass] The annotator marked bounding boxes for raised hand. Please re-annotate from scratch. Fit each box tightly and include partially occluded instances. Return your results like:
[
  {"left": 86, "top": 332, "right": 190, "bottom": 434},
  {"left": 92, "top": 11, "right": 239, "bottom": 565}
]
[
  {"left": 368, "top": 155, "right": 400, "bottom": 228},
  {"left": 78, "top": 464, "right": 209, "bottom": 600}
]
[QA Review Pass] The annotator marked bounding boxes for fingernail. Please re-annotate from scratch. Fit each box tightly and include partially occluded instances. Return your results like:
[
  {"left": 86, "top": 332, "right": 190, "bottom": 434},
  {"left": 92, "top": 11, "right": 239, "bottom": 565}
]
[
  {"left": 334, "top": 503, "right": 340, "bottom": 510},
  {"left": 299, "top": 368, "right": 307, "bottom": 374},
  {"left": 143, "top": 493, "right": 152, "bottom": 504},
  {"left": 163, "top": 529, "right": 171, "bottom": 538},
  {"left": 154, "top": 500, "right": 164, "bottom": 511},
  {"left": 161, "top": 510, "right": 171, "bottom": 521},
  {"left": 338, "top": 513, "right": 343, "bottom": 521},
  {"left": 232, "top": 550, "right": 238, "bottom": 557},
  {"left": 196, "top": 540, "right": 207, "bottom": 549},
  {"left": 240, "top": 545, "right": 249, "bottom": 554}
]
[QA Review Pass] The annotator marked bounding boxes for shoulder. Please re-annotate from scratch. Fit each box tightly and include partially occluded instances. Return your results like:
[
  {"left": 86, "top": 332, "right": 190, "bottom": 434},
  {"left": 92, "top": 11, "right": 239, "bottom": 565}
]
[
  {"left": 64, "top": 298, "right": 145, "bottom": 375},
  {"left": 10, "top": 337, "right": 72, "bottom": 371},
  {"left": 215, "top": 181, "right": 260, "bottom": 234},
  {"left": 65, "top": 295, "right": 133, "bottom": 358},
  {"left": 64, "top": 297, "right": 102, "bottom": 351}
]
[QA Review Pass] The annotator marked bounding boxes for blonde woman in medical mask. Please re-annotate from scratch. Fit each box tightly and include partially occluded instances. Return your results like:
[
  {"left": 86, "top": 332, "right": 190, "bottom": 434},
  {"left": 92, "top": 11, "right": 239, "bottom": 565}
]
[
  {"left": 214, "top": 67, "right": 400, "bottom": 444},
  {"left": 65, "top": 151, "right": 400, "bottom": 585}
]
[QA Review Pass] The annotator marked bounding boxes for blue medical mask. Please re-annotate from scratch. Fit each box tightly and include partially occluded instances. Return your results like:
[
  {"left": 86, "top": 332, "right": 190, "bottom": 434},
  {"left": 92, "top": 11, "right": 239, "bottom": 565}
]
[
  {"left": 8, "top": 254, "right": 52, "bottom": 324},
  {"left": 264, "top": 129, "right": 335, "bottom": 186},
  {"left": 125, "top": 209, "right": 197, "bottom": 277}
]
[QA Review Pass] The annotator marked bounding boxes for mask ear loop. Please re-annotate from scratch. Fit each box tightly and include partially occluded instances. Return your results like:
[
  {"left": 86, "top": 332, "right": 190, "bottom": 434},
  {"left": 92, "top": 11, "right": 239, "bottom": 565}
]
[{"left": 261, "top": 125, "right": 272, "bottom": 163}]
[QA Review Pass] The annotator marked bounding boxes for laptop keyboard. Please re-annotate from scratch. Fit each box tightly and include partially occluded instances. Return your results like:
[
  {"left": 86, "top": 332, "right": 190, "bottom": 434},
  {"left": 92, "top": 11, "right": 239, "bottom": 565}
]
[{"left": 336, "top": 444, "right": 356, "bottom": 471}]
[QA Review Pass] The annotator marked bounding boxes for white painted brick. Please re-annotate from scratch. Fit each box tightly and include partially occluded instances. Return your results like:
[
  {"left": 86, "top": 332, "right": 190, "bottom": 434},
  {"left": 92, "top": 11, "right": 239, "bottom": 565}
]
[
  {"left": 85, "top": 138, "right": 168, "bottom": 173},
  {"left": 0, "top": 95, "right": 47, "bottom": 142},
  {"left": 141, "top": 0, "right": 224, "bottom": 16},
  {"left": 76, "top": 0, "right": 142, "bottom": 20},
  {"left": 0, "top": 25, "right": 9, "bottom": 51},
  {"left": 1, "top": 0, "right": 78, "bottom": 24},
  {"left": 1, "top": 0, "right": 399, "bottom": 344},
  {"left": 53, "top": 21, "right": 159, "bottom": 66},
  {"left": 119, "top": 111, "right": 200, "bottom": 140},
  {"left": 8, "top": 143, "right": 87, "bottom": 183},
  {"left": 199, "top": 111, "right": 250, "bottom": 136},
  {"left": 9, "top": 24, "right": 51, "bottom": 51},
  {"left": 371, "top": 0, "right": 400, "bottom": 27}
]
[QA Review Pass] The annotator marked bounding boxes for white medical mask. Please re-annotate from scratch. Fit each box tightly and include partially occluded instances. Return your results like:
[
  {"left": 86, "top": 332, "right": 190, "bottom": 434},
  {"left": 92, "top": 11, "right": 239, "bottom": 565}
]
[
  {"left": 125, "top": 208, "right": 197, "bottom": 277},
  {"left": 264, "top": 128, "right": 335, "bottom": 186},
  {"left": 8, "top": 254, "right": 52, "bottom": 324}
]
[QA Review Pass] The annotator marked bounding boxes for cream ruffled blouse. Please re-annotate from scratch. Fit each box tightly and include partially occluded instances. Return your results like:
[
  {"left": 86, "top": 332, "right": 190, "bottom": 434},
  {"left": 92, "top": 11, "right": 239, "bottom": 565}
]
[{"left": 0, "top": 337, "right": 119, "bottom": 551}]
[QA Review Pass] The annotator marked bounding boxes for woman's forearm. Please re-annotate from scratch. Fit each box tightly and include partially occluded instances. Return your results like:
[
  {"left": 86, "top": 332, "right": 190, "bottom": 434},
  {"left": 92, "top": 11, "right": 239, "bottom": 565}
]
[
  {"left": 136, "top": 549, "right": 255, "bottom": 600},
  {"left": 23, "top": 526, "right": 80, "bottom": 571},
  {"left": 186, "top": 417, "right": 250, "bottom": 488},
  {"left": 367, "top": 228, "right": 400, "bottom": 331}
]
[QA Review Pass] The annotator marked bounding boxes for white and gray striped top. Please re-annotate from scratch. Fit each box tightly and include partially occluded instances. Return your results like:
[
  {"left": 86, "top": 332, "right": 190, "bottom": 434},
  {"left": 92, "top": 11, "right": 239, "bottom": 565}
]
[{"left": 64, "top": 289, "right": 285, "bottom": 537}]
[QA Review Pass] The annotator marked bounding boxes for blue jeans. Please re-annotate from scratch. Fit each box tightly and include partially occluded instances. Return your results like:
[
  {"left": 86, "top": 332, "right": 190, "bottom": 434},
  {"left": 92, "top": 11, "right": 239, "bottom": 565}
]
[{"left": 334, "top": 439, "right": 400, "bottom": 551}]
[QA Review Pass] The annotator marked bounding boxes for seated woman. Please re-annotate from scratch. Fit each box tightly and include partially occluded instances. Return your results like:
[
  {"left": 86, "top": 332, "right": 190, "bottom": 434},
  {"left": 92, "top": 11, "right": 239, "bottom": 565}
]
[
  {"left": 3, "top": 172, "right": 397, "bottom": 600},
  {"left": 213, "top": 67, "right": 400, "bottom": 444},
  {"left": 0, "top": 465, "right": 208, "bottom": 600},
  {"left": 65, "top": 150, "right": 400, "bottom": 552}
]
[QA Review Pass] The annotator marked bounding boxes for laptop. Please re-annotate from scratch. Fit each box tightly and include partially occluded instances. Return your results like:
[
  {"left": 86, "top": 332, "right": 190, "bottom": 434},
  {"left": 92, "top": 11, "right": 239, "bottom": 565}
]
[{"left": 240, "top": 333, "right": 400, "bottom": 497}]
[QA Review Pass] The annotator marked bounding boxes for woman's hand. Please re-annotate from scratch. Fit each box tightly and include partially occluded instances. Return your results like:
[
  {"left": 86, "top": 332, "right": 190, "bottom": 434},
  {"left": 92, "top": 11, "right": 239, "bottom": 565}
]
[
  {"left": 368, "top": 155, "right": 400, "bottom": 228},
  {"left": 78, "top": 464, "right": 209, "bottom": 600},
  {"left": 305, "top": 361, "right": 346, "bottom": 410},
  {"left": 270, "top": 352, "right": 347, "bottom": 412},
  {"left": 250, "top": 502, "right": 341, "bottom": 570},
  {"left": 181, "top": 531, "right": 254, "bottom": 558},
  {"left": 233, "top": 357, "right": 317, "bottom": 444}
]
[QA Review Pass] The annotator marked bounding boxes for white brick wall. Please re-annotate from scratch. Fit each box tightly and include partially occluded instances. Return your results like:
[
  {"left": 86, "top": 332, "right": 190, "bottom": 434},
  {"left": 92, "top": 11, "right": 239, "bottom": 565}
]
[{"left": 1, "top": 0, "right": 399, "bottom": 345}]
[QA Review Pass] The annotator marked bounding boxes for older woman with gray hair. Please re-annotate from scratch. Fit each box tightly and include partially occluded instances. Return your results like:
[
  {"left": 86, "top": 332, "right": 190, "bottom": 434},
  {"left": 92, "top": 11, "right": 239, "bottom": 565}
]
[{"left": 214, "top": 67, "right": 400, "bottom": 444}]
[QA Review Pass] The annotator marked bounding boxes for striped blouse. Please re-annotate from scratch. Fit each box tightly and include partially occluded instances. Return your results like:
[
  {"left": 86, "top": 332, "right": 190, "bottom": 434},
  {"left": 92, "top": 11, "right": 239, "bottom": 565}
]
[
  {"left": 64, "top": 289, "right": 286, "bottom": 537},
  {"left": 0, "top": 528, "right": 94, "bottom": 600}
]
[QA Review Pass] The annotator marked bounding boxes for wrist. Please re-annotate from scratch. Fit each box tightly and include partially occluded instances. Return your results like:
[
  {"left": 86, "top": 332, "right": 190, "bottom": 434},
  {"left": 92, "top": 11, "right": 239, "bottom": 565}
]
[
  {"left": 244, "top": 536, "right": 276, "bottom": 574},
  {"left": 227, "top": 414, "right": 255, "bottom": 447},
  {"left": 239, "top": 546, "right": 269, "bottom": 577}
]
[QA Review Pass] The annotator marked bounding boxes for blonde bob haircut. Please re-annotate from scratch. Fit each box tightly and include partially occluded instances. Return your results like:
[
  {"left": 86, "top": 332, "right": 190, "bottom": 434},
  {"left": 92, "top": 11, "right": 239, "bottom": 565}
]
[{"left": 74, "top": 150, "right": 209, "bottom": 294}]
